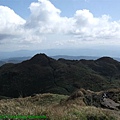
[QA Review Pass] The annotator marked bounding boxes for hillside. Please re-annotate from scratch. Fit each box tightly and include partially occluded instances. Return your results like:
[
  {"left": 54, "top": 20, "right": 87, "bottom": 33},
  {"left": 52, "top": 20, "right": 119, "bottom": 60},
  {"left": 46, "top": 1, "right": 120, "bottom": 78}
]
[
  {"left": 0, "top": 88, "right": 119, "bottom": 120},
  {"left": 0, "top": 61, "right": 5, "bottom": 66},
  {"left": 0, "top": 53, "right": 120, "bottom": 98},
  {"left": 0, "top": 57, "right": 31, "bottom": 67}
]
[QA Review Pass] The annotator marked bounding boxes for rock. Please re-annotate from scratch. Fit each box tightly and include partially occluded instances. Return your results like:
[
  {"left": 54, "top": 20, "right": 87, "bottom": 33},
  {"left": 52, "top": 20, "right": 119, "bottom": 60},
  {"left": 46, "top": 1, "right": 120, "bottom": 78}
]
[{"left": 100, "top": 98, "right": 120, "bottom": 110}]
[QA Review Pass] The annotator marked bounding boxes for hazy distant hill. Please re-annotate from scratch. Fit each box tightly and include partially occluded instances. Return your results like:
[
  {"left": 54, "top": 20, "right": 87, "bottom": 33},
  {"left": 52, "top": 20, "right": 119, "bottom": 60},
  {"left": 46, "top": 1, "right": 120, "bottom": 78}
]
[
  {"left": 0, "top": 53, "right": 120, "bottom": 98},
  {"left": 1, "top": 55, "right": 120, "bottom": 66},
  {"left": 1, "top": 55, "right": 120, "bottom": 65},
  {"left": 0, "top": 61, "right": 5, "bottom": 66},
  {"left": 51, "top": 55, "right": 99, "bottom": 60},
  {"left": 3, "top": 57, "right": 30, "bottom": 63},
  {"left": 0, "top": 57, "right": 30, "bottom": 66},
  {"left": 0, "top": 56, "right": 99, "bottom": 66},
  {"left": 1, "top": 49, "right": 120, "bottom": 60}
]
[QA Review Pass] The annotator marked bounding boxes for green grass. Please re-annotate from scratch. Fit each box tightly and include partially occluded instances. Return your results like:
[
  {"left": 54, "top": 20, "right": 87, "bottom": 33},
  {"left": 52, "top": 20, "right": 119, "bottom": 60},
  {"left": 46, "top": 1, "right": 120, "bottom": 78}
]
[{"left": 0, "top": 93, "right": 119, "bottom": 120}]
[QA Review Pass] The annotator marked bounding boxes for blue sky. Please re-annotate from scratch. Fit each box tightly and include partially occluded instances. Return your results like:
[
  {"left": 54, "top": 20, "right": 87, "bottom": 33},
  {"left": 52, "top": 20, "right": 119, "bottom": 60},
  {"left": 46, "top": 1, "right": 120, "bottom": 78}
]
[
  {"left": 0, "top": 0, "right": 120, "bottom": 56},
  {"left": 1, "top": 0, "right": 120, "bottom": 20},
  {"left": 0, "top": 0, "right": 37, "bottom": 19}
]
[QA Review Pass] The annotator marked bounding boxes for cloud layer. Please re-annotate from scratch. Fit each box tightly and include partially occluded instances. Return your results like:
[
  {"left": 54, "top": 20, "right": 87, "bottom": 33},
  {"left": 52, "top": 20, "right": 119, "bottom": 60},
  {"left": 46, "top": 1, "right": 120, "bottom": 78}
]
[
  {"left": 0, "top": 6, "right": 25, "bottom": 39},
  {"left": 0, "top": 0, "right": 120, "bottom": 51}
]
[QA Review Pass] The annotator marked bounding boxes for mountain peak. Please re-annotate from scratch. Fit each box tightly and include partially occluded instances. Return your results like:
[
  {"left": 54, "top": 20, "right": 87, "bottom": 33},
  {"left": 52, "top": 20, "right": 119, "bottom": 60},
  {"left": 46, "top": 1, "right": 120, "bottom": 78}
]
[
  {"left": 96, "top": 57, "right": 117, "bottom": 63},
  {"left": 29, "top": 53, "right": 50, "bottom": 65},
  {"left": 31, "top": 53, "right": 48, "bottom": 59}
]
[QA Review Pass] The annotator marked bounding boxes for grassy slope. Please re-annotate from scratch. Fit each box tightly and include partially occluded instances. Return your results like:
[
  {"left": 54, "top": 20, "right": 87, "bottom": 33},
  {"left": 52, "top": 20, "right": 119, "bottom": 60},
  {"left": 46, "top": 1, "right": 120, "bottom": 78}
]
[{"left": 0, "top": 93, "right": 119, "bottom": 120}]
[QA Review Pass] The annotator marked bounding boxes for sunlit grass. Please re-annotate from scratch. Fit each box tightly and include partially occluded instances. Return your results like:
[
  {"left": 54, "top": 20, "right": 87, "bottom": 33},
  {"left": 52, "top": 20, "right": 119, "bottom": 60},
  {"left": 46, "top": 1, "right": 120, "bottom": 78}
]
[{"left": 0, "top": 93, "right": 119, "bottom": 120}]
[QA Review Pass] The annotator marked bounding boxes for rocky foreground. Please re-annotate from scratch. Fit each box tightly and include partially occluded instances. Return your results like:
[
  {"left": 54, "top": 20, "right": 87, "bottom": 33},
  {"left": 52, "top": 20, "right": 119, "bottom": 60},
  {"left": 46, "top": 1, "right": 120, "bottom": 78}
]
[
  {"left": 0, "top": 88, "right": 119, "bottom": 120},
  {"left": 65, "top": 88, "right": 120, "bottom": 110}
]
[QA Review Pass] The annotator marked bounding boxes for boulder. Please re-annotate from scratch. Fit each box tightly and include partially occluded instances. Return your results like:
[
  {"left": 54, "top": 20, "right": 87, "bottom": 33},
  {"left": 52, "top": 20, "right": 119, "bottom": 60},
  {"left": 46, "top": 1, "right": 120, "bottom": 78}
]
[{"left": 100, "top": 98, "right": 120, "bottom": 110}]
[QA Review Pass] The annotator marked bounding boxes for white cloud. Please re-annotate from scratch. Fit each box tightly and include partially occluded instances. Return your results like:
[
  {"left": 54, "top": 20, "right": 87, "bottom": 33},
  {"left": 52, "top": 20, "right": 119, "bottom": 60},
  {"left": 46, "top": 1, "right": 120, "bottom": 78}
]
[
  {"left": 0, "top": 5, "right": 43, "bottom": 45},
  {"left": 25, "top": 0, "right": 120, "bottom": 40},
  {"left": 26, "top": 0, "right": 61, "bottom": 31},
  {"left": 1, "top": 0, "right": 120, "bottom": 51},
  {"left": 0, "top": 6, "right": 25, "bottom": 35},
  {"left": 25, "top": 0, "right": 75, "bottom": 34}
]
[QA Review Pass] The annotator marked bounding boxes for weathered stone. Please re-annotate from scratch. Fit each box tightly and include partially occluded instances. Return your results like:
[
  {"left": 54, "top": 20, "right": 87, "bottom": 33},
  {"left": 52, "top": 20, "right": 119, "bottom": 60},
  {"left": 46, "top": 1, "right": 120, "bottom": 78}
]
[{"left": 100, "top": 98, "right": 120, "bottom": 110}]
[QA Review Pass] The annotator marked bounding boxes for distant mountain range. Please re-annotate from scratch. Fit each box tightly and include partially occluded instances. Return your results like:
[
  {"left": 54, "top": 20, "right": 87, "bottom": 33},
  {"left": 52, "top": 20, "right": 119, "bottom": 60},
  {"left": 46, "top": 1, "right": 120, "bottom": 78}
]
[
  {"left": 0, "top": 56, "right": 98, "bottom": 66},
  {"left": 0, "top": 57, "right": 31, "bottom": 66},
  {"left": 1, "top": 55, "right": 120, "bottom": 66},
  {"left": 1, "top": 48, "right": 120, "bottom": 60},
  {"left": 0, "top": 61, "right": 6, "bottom": 66},
  {"left": 0, "top": 53, "right": 120, "bottom": 98},
  {"left": 51, "top": 55, "right": 98, "bottom": 60}
]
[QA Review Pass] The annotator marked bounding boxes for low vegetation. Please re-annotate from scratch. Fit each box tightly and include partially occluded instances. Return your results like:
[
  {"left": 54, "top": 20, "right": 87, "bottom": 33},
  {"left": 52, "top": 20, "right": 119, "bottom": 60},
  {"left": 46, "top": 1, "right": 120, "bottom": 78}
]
[
  {"left": 0, "top": 90, "right": 119, "bottom": 120},
  {"left": 0, "top": 54, "right": 120, "bottom": 119},
  {"left": 0, "top": 54, "right": 120, "bottom": 98}
]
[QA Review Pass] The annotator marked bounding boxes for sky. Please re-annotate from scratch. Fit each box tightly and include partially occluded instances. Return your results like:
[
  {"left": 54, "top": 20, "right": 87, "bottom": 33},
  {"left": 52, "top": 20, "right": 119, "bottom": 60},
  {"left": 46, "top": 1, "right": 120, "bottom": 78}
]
[{"left": 0, "top": 0, "right": 120, "bottom": 56}]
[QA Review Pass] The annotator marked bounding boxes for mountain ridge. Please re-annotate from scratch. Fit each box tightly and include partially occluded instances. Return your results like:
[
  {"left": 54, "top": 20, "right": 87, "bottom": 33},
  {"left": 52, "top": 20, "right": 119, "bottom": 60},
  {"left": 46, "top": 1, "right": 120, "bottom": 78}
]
[
  {"left": 1, "top": 55, "right": 120, "bottom": 66},
  {"left": 0, "top": 53, "right": 120, "bottom": 98}
]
